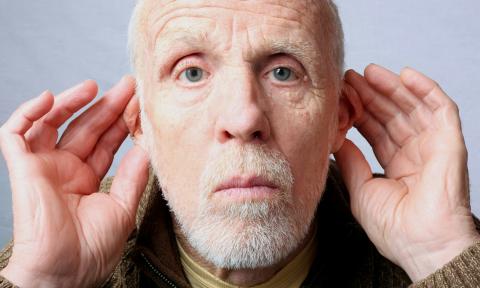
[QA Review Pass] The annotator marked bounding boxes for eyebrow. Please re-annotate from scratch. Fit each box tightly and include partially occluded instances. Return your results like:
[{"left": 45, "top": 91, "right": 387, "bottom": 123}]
[
  {"left": 263, "top": 39, "right": 317, "bottom": 67},
  {"left": 153, "top": 31, "right": 205, "bottom": 57},
  {"left": 153, "top": 29, "right": 319, "bottom": 72}
]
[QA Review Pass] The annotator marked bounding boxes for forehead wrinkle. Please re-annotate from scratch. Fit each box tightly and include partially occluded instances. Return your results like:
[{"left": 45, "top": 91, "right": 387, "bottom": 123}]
[
  {"left": 153, "top": 33, "right": 218, "bottom": 73},
  {"left": 154, "top": 25, "right": 211, "bottom": 55},
  {"left": 157, "top": 28, "right": 209, "bottom": 45},
  {"left": 255, "top": 0, "right": 306, "bottom": 18},
  {"left": 160, "top": 0, "right": 305, "bottom": 22},
  {"left": 148, "top": 14, "right": 215, "bottom": 52},
  {"left": 145, "top": 1, "right": 307, "bottom": 49}
]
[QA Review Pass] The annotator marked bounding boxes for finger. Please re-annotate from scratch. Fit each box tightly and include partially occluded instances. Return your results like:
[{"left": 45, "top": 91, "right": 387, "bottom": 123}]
[
  {"left": 334, "top": 139, "right": 373, "bottom": 212},
  {"left": 26, "top": 80, "right": 99, "bottom": 151},
  {"left": 400, "top": 67, "right": 461, "bottom": 130},
  {"left": 364, "top": 64, "right": 433, "bottom": 131},
  {"left": 400, "top": 67, "right": 453, "bottom": 111},
  {"left": 57, "top": 76, "right": 136, "bottom": 159},
  {"left": 346, "top": 70, "right": 417, "bottom": 147},
  {"left": 109, "top": 145, "right": 149, "bottom": 221},
  {"left": 2, "top": 90, "right": 54, "bottom": 136},
  {"left": 0, "top": 91, "right": 54, "bottom": 160},
  {"left": 43, "top": 80, "right": 98, "bottom": 128},
  {"left": 345, "top": 69, "right": 400, "bottom": 124},
  {"left": 86, "top": 117, "right": 129, "bottom": 181},
  {"left": 355, "top": 110, "right": 398, "bottom": 168}
]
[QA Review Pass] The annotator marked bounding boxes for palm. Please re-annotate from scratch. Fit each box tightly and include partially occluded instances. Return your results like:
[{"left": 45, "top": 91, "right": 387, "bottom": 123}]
[
  {"left": 14, "top": 152, "right": 115, "bottom": 276},
  {"left": 0, "top": 78, "right": 149, "bottom": 286},
  {"left": 335, "top": 65, "right": 478, "bottom": 280}
]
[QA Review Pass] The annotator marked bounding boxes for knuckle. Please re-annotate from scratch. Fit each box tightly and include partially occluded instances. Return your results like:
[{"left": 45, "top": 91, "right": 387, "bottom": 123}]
[
  {"left": 446, "top": 100, "right": 460, "bottom": 114},
  {"left": 17, "top": 99, "right": 32, "bottom": 113}
]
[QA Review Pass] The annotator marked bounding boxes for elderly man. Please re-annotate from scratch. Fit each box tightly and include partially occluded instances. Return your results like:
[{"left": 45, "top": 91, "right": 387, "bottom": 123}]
[{"left": 0, "top": 0, "right": 479, "bottom": 287}]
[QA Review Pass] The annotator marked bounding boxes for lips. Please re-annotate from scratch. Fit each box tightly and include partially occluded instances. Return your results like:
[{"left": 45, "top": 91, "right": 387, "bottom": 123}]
[
  {"left": 214, "top": 176, "right": 279, "bottom": 202},
  {"left": 214, "top": 175, "right": 278, "bottom": 193}
]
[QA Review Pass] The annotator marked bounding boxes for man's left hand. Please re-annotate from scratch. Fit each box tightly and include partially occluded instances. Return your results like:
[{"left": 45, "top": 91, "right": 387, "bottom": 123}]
[{"left": 334, "top": 64, "right": 480, "bottom": 282}]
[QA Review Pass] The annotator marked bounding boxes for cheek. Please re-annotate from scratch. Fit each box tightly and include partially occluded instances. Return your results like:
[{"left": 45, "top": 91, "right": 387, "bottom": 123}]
[
  {"left": 144, "top": 87, "right": 211, "bottom": 214},
  {"left": 272, "top": 95, "right": 336, "bottom": 197},
  {"left": 274, "top": 95, "right": 333, "bottom": 156}
]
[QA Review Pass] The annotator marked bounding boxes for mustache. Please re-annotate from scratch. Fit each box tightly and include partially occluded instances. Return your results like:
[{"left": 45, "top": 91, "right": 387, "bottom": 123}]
[{"left": 199, "top": 144, "right": 294, "bottom": 199}]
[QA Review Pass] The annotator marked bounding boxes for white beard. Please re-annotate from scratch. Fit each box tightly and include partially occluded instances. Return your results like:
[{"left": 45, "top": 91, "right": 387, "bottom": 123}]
[{"left": 142, "top": 113, "right": 326, "bottom": 269}]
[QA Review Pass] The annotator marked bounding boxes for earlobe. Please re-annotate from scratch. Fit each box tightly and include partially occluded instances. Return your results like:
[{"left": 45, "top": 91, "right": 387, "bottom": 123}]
[
  {"left": 331, "top": 80, "right": 364, "bottom": 153},
  {"left": 123, "top": 95, "right": 144, "bottom": 144}
]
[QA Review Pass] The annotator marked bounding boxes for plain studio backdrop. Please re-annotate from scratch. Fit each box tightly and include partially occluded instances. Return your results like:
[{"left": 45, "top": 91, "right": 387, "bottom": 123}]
[{"left": 0, "top": 1, "right": 479, "bottom": 248}]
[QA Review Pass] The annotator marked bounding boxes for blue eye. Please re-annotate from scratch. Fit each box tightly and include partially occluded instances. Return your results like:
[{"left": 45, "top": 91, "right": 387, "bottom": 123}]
[
  {"left": 181, "top": 67, "right": 204, "bottom": 82},
  {"left": 271, "top": 67, "right": 296, "bottom": 82}
]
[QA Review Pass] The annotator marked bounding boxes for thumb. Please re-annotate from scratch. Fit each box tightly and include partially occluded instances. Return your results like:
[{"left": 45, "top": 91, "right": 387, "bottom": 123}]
[
  {"left": 334, "top": 139, "right": 373, "bottom": 206},
  {"left": 110, "top": 145, "right": 149, "bottom": 220}
]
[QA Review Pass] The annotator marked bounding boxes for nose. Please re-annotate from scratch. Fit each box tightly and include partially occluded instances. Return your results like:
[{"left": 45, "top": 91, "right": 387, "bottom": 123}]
[{"left": 214, "top": 68, "right": 271, "bottom": 144}]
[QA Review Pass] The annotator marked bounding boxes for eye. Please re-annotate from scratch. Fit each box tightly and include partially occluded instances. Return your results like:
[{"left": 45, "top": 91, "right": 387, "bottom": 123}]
[
  {"left": 179, "top": 67, "right": 206, "bottom": 83},
  {"left": 269, "top": 67, "right": 298, "bottom": 82}
]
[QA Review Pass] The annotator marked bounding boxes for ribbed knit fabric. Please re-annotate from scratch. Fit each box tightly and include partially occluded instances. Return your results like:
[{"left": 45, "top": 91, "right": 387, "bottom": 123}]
[
  {"left": 0, "top": 242, "right": 15, "bottom": 288},
  {"left": 411, "top": 240, "right": 480, "bottom": 287},
  {"left": 0, "top": 275, "right": 17, "bottom": 288},
  {"left": 1, "top": 164, "right": 480, "bottom": 287}
]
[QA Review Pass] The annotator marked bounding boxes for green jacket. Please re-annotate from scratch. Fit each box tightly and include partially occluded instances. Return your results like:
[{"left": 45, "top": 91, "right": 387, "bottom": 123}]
[{"left": 1, "top": 163, "right": 480, "bottom": 287}]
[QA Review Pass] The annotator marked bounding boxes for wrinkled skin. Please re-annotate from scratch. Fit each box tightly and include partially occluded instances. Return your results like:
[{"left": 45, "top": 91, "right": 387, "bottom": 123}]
[
  {"left": 0, "top": 78, "right": 150, "bottom": 287},
  {"left": 337, "top": 65, "right": 480, "bottom": 281},
  {"left": 0, "top": 0, "right": 479, "bottom": 287},
  {"left": 133, "top": 0, "right": 348, "bottom": 284}
]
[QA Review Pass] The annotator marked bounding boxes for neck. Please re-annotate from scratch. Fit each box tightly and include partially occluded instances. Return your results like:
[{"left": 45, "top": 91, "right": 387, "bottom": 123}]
[{"left": 173, "top": 220, "right": 316, "bottom": 287}]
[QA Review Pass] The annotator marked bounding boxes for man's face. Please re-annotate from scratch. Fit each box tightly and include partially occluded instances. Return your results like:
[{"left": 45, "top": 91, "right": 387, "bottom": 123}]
[{"left": 136, "top": 0, "right": 344, "bottom": 268}]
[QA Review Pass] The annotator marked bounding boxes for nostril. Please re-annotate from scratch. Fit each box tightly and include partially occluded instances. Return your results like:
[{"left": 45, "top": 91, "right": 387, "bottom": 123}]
[
  {"left": 223, "top": 130, "right": 234, "bottom": 140},
  {"left": 252, "top": 131, "right": 262, "bottom": 140}
]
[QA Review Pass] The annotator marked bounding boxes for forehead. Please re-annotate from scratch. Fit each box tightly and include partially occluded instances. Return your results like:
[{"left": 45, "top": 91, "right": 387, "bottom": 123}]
[
  {"left": 143, "top": 0, "right": 318, "bottom": 26},
  {"left": 140, "top": 0, "right": 323, "bottom": 54}
]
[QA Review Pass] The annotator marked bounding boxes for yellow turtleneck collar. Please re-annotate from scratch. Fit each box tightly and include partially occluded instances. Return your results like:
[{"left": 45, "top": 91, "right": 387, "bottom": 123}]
[{"left": 177, "top": 228, "right": 317, "bottom": 288}]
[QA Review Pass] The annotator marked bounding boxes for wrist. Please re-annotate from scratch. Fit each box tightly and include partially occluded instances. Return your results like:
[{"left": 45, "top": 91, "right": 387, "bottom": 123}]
[{"left": 399, "top": 233, "right": 480, "bottom": 282}]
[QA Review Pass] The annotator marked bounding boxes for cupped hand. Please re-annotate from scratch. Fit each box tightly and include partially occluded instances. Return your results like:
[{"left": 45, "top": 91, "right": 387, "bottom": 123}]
[
  {"left": 0, "top": 77, "right": 149, "bottom": 287},
  {"left": 335, "top": 64, "right": 480, "bottom": 282}
]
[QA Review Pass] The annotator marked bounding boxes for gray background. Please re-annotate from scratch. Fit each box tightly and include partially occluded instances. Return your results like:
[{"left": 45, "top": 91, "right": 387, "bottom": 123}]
[{"left": 0, "top": 1, "right": 479, "bottom": 248}]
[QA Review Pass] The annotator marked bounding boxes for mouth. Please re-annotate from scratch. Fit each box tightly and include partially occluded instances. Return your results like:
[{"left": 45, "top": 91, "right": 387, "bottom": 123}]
[{"left": 213, "top": 175, "right": 279, "bottom": 201}]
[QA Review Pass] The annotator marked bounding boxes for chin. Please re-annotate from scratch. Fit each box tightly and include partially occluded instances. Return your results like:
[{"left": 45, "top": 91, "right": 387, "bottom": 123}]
[{"left": 178, "top": 201, "right": 315, "bottom": 269}]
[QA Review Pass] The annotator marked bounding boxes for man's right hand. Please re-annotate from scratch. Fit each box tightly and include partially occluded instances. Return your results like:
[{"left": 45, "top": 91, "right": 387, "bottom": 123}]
[{"left": 0, "top": 77, "right": 150, "bottom": 288}]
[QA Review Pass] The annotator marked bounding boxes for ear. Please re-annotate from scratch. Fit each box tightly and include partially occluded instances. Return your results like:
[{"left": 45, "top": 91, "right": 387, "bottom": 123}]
[
  {"left": 331, "top": 80, "right": 364, "bottom": 153},
  {"left": 123, "top": 94, "right": 144, "bottom": 145}
]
